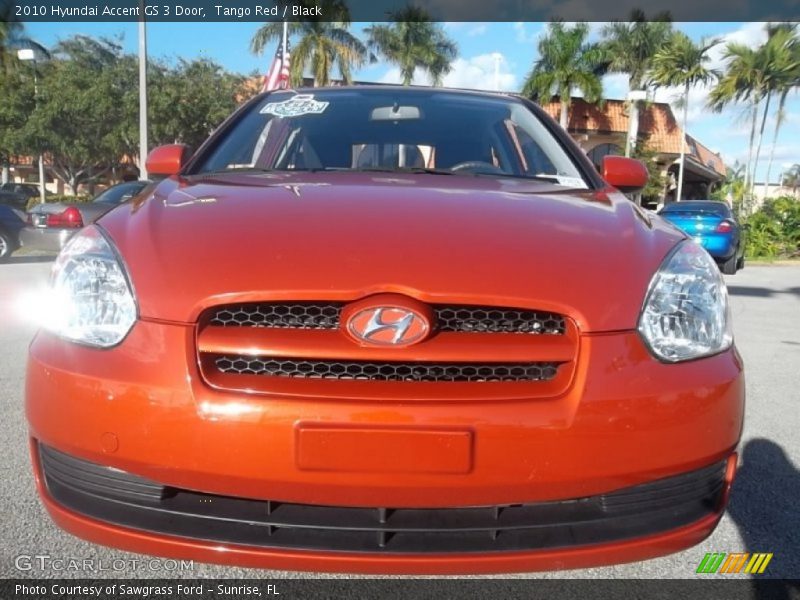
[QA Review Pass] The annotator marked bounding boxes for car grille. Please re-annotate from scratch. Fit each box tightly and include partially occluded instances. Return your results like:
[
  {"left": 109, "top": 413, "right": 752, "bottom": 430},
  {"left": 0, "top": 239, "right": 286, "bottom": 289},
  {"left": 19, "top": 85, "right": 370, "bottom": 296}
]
[
  {"left": 39, "top": 443, "right": 727, "bottom": 555},
  {"left": 208, "top": 302, "right": 566, "bottom": 335},
  {"left": 210, "top": 303, "right": 341, "bottom": 330},
  {"left": 214, "top": 356, "right": 561, "bottom": 382},
  {"left": 198, "top": 299, "right": 575, "bottom": 396}
]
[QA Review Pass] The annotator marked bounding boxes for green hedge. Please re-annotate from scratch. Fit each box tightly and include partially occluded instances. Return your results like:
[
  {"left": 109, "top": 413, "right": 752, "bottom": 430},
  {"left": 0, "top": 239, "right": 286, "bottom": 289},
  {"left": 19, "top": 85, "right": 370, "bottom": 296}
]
[
  {"left": 25, "top": 195, "right": 92, "bottom": 210},
  {"left": 744, "top": 196, "right": 800, "bottom": 259}
]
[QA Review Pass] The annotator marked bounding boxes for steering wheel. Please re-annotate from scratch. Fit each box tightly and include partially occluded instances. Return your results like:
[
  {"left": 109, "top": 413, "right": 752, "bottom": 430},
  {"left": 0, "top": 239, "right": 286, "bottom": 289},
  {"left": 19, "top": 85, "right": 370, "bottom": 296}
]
[{"left": 449, "top": 161, "right": 506, "bottom": 175}]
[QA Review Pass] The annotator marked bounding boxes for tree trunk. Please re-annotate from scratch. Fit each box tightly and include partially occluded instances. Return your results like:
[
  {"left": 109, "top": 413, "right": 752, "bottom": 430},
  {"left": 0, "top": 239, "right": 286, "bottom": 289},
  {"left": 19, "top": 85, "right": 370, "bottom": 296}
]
[
  {"left": 676, "top": 83, "right": 689, "bottom": 203},
  {"left": 1, "top": 164, "right": 8, "bottom": 185},
  {"left": 743, "top": 100, "right": 758, "bottom": 212},
  {"left": 625, "top": 99, "right": 635, "bottom": 157},
  {"left": 751, "top": 92, "right": 771, "bottom": 200},
  {"left": 402, "top": 65, "right": 413, "bottom": 86},
  {"left": 560, "top": 97, "right": 569, "bottom": 130},
  {"left": 763, "top": 91, "right": 787, "bottom": 200},
  {"left": 624, "top": 76, "right": 642, "bottom": 157}
]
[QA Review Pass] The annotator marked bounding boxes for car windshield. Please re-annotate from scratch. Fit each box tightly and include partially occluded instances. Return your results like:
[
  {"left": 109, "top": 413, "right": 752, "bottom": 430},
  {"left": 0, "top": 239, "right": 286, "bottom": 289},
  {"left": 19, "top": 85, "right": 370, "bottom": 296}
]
[
  {"left": 660, "top": 201, "right": 732, "bottom": 218},
  {"left": 194, "top": 89, "right": 590, "bottom": 188},
  {"left": 93, "top": 182, "right": 147, "bottom": 204}
]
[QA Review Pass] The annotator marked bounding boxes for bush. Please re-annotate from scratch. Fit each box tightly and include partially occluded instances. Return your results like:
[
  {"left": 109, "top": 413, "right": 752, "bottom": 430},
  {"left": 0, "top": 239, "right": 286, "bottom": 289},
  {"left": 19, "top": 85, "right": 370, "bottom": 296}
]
[
  {"left": 744, "top": 196, "right": 800, "bottom": 259},
  {"left": 25, "top": 194, "right": 91, "bottom": 211}
]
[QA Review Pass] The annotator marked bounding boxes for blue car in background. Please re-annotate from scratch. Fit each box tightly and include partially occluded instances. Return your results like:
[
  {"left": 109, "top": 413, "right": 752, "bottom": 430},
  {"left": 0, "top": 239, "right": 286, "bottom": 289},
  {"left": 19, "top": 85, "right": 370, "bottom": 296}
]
[{"left": 658, "top": 200, "right": 745, "bottom": 274}]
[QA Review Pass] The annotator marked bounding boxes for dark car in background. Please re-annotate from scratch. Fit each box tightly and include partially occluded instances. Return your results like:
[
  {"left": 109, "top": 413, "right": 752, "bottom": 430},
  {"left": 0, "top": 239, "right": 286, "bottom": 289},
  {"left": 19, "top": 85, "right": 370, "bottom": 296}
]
[
  {"left": 0, "top": 204, "right": 26, "bottom": 262},
  {"left": 20, "top": 180, "right": 151, "bottom": 253},
  {"left": 658, "top": 201, "right": 745, "bottom": 274},
  {"left": 0, "top": 182, "right": 43, "bottom": 211}
]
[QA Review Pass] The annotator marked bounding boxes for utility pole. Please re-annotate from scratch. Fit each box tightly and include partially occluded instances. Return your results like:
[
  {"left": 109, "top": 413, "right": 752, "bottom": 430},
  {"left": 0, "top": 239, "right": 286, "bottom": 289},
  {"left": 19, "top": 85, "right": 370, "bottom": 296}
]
[
  {"left": 18, "top": 48, "right": 46, "bottom": 204},
  {"left": 492, "top": 53, "right": 502, "bottom": 91},
  {"left": 138, "top": 1, "right": 149, "bottom": 179}
]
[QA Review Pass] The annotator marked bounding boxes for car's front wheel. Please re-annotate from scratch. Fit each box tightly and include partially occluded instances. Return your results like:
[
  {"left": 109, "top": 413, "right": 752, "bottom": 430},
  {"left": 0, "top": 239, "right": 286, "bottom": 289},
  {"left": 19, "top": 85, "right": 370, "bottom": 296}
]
[{"left": 721, "top": 252, "right": 738, "bottom": 275}]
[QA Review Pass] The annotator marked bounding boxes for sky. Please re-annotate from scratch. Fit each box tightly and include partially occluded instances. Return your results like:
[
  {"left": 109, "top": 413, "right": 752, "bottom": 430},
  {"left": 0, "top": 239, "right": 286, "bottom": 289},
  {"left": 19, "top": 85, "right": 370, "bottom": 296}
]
[{"left": 24, "top": 20, "right": 800, "bottom": 184}]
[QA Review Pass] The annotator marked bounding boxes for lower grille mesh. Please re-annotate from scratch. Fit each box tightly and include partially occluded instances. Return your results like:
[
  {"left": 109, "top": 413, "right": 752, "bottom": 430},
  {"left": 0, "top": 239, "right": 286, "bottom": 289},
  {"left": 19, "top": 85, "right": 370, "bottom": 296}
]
[
  {"left": 214, "top": 356, "right": 561, "bottom": 382},
  {"left": 39, "top": 443, "right": 727, "bottom": 555}
]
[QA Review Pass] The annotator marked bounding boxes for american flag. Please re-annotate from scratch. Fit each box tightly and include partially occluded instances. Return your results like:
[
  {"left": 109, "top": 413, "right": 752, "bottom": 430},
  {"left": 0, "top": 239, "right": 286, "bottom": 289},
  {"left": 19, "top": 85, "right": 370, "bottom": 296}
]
[{"left": 261, "top": 26, "right": 291, "bottom": 92}]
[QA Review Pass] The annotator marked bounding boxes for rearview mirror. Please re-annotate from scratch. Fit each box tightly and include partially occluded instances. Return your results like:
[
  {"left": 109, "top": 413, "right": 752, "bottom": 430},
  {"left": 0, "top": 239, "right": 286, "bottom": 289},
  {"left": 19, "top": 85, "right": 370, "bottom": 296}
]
[
  {"left": 145, "top": 144, "right": 192, "bottom": 178},
  {"left": 602, "top": 155, "right": 649, "bottom": 194},
  {"left": 370, "top": 105, "right": 421, "bottom": 121}
]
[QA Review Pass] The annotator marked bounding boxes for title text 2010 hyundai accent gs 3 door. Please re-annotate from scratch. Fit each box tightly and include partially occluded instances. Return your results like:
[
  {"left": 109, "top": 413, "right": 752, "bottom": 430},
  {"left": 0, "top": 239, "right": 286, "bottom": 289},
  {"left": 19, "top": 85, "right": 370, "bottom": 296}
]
[{"left": 26, "top": 87, "right": 743, "bottom": 574}]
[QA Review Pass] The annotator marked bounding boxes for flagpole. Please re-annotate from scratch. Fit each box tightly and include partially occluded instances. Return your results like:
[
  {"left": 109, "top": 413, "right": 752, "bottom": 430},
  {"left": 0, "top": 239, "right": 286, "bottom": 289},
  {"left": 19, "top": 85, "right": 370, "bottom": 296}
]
[
  {"left": 282, "top": 20, "right": 288, "bottom": 88},
  {"left": 138, "top": 0, "right": 149, "bottom": 179}
]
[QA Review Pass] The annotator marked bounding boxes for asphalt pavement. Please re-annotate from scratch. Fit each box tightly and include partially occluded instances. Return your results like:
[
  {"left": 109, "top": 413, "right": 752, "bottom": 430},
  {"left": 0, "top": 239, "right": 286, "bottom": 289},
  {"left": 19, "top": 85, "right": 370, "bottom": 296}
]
[{"left": 1, "top": 257, "right": 798, "bottom": 580}]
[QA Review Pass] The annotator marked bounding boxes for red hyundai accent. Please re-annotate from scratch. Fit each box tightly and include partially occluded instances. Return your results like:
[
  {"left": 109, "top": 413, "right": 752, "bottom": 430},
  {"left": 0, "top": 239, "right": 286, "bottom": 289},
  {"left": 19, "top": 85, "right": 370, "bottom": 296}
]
[{"left": 26, "top": 87, "right": 743, "bottom": 574}]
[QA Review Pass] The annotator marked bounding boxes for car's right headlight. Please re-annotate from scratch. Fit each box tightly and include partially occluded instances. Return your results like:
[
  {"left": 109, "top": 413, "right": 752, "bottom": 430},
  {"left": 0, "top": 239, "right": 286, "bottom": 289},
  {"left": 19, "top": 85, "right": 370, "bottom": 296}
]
[
  {"left": 638, "top": 241, "right": 733, "bottom": 362},
  {"left": 46, "top": 225, "right": 137, "bottom": 348}
]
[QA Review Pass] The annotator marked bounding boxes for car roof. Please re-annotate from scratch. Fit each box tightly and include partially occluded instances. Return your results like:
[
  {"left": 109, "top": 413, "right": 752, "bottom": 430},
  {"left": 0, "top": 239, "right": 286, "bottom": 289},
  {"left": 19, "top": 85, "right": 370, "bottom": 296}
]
[{"left": 261, "top": 85, "right": 523, "bottom": 103}]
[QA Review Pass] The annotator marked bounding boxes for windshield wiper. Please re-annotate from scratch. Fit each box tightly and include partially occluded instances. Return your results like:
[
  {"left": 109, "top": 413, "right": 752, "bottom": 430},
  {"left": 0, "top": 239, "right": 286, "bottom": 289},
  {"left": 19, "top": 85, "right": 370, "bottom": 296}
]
[{"left": 339, "top": 167, "right": 459, "bottom": 176}]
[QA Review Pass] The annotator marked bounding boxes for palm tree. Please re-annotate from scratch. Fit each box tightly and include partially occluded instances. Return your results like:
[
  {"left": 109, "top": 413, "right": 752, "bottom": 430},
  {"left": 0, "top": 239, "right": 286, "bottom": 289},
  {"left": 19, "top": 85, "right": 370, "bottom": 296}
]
[
  {"left": 522, "top": 22, "right": 604, "bottom": 129},
  {"left": 709, "top": 25, "right": 800, "bottom": 204},
  {"left": 365, "top": 7, "right": 458, "bottom": 86},
  {"left": 601, "top": 12, "right": 673, "bottom": 156},
  {"left": 649, "top": 32, "right": 719, "bottom": 201},
  {"left": 762, "top": 24, "right": 800, "bottom": 198},
  {"left": 250, "top": 3, "right": 368, "bottom": 87},
  {"left": 0, "top": 1, "right": 25, "bottom": 74},
  {"left": 782, "top": 163, "right": 800, "bottom": 197},
  {"left": 749, "top": 27, "right": 797, "bottom": 201},
  {"left": 708, "top": 44, "right": 764, "bottom": 207},
  {"left": 0, "top": 4, "right": 49, "bottom": 74}
]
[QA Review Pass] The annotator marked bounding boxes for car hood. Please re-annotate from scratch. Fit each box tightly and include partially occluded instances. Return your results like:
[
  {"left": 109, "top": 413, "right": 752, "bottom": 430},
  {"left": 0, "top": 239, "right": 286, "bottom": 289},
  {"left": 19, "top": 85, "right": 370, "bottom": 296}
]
[{"left": 99, "top": 172, "right": 684, "bottom": 332}]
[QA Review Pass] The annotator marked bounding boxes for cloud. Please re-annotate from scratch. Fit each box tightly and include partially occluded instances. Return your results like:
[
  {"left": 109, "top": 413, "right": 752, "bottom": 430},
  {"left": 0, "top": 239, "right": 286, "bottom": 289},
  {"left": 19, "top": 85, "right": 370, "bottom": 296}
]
[
  {"left": 378, "top": 53, "right": 517, "bottom": 92},
  {"left": 443, "top": 53, "right": 517, "bottom": 91},
  {"left": 442, "top": 23, "right": 464, "bottom": 32},
  {"left": 726, "top": 143, "right": 797, "bottom": 168},
  {"left": 513, "top": 22, "right": 539, "bottom": 45},
  {"left": 444, "top": 22, "right": 486, "bottom": 37}
]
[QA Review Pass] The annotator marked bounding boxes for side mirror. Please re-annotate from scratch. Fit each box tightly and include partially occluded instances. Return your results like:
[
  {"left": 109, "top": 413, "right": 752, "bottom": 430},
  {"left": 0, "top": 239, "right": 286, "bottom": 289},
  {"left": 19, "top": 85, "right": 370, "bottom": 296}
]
[
  {"left": 145, "top": 144, "right": 192, "bottom": 178},
  {"left": 602, "top": 155, "right": 649, "bottom": 194}
]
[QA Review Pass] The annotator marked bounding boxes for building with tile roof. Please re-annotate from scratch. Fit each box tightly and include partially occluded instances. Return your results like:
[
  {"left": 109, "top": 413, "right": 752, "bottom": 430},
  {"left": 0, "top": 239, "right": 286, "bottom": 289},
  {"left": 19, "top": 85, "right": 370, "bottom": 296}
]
[{"left": 540, "top": 97, "right": 726, "bottom": 207}]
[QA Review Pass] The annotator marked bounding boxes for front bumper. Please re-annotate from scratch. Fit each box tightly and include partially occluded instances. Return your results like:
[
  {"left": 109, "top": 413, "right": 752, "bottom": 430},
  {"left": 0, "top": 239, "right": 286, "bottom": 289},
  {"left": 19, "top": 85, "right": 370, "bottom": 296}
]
[
  {"left": 19, "top": 226, "right": 76, "bottom": 253},
  {"left": 26, "top": 319, "right": 744, "bottom": 573}
]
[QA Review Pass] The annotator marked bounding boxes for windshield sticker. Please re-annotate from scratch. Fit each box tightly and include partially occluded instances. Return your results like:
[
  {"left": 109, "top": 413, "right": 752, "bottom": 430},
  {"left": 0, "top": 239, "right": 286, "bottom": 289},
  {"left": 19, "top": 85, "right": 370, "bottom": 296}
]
[
  {"left": 260, "top": 94, "right": 329, "bottom": 118},
  {"left": 555, "top": 176, "right": 588, "bottom": 188}
]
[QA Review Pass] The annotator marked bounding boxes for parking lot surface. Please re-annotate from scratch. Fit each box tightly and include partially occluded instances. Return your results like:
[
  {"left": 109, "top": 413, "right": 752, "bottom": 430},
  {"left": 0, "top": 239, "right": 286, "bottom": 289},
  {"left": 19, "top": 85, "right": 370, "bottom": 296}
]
[{"left": 1, "top": 258, "right": 798, "bottom": 579}]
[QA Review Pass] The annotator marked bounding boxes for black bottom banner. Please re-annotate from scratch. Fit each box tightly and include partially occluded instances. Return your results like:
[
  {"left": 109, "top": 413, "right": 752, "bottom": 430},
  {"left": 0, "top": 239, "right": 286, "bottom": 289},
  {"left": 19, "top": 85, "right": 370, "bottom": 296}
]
[{"left": 3, "top": 579, "right": 800, "bottom": 600}]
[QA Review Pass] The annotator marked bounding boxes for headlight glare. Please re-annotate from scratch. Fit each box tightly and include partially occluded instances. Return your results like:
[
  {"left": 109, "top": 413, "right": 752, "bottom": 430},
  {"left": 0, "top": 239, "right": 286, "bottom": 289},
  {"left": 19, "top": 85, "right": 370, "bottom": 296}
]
[
  {"left": 47, "top": 226, "right": 136, "bottom": 348},
  {"left": 638, "top": 241, "right": 732, "bottom": 362}
]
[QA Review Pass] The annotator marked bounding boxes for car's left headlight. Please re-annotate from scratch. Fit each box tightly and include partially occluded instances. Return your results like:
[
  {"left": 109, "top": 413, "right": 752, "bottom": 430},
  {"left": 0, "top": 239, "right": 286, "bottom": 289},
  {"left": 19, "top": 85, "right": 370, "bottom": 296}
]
[
  {"left": 638, "top": 240, "right": 733, "bottom": 362},
  {"left": 47, "top": 225, "right": 137, "bottom": 348}
]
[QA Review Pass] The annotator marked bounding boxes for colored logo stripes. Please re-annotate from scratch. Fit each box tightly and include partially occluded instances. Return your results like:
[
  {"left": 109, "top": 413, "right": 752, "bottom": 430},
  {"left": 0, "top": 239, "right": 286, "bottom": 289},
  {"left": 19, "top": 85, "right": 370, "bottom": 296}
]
[{"left": 697, "top": 553, "right": 773, "bottom": 574}]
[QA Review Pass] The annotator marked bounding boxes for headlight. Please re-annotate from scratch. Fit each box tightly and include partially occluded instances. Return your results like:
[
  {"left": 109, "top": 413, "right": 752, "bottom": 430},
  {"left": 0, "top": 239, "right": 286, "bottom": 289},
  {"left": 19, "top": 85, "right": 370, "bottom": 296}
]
[
  {"left": 47, "top": 226, "right": 137, "bottom": 348},
  {"left": 638, "top": 241, "right": 732, "bottom": 362}
]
